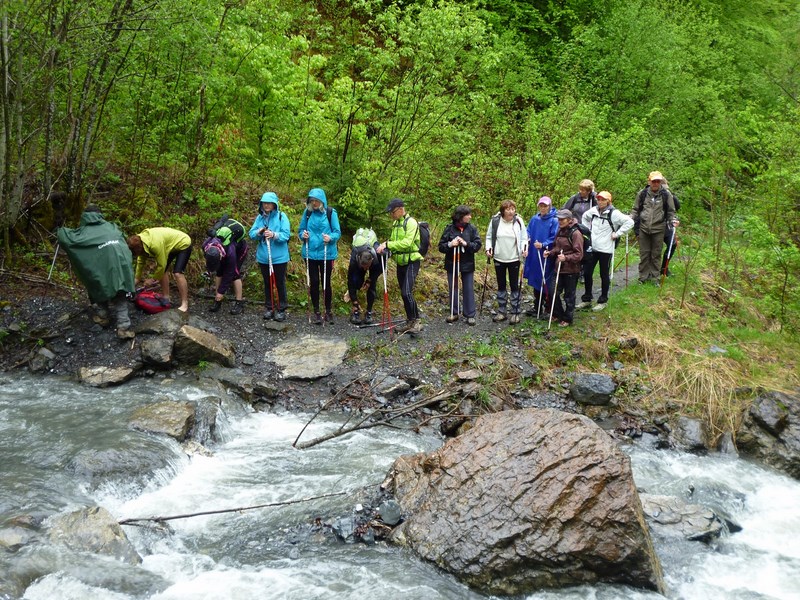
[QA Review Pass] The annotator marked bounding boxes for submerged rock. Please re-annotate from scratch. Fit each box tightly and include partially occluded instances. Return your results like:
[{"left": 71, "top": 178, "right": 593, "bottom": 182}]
[
  {"left": 640, "top": 494, "right": 726, "bottom": 543},
  {"left": 47, "top": 506, "right": 141, "bottom": 564},
  {"left": 385, "top": 408, "right": 665, "bottom": 596}
]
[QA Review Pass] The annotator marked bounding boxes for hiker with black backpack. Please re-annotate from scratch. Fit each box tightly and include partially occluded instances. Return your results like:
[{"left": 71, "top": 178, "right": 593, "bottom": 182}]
[
  {"left": 631, "top": 171, "right": 678, "bottom": 286},
  {"left": 438, "top": 205, "right": 482, "bottom": 325},
  {"left": 577, "top": 191, "right": 634, "bottom": 311},
  {"left": 485, "top": 200, "right": 528, "bottom": 324},
  {"left": 346, "top": 228, "right": 385, "bottom": 325},
  {"left": 544, "top": 209, "right": 584, "bottom": 327},
  {"left": 524, "top": 196, "right": 559, "bottom": 318},
  {"left": 250, "top": 192, "right": 291, "bottom": 321},
  {"left": 202, "top": 214, "right": 249, "bottom": 315},
  {"left": 660, "top": 180, "right": 681, "bottom": 277},
  {"left": 562, "top": 179, "right": 597, "bottom": 227},
  {"left": 299, "top": 188, "right": 341, "bottom": 324},
  {"left": 376, "top": 198, "right": 424, "bottom": 335}
]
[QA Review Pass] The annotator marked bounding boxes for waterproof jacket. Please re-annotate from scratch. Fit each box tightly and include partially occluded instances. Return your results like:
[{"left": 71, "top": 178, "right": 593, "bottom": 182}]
[
  {"left": 387, "top": 215, "right": 422, "bottom": 266},
  {"left": 485, "top": 213, "right": 528, "bottom": 263},
  {"left": 57, "top": 210, "right": 135, "bottom": 303},
  {"left": 524, "top": 208, "right": 559, "bottom": 289},
  {"left": 551, "top": 218, "right": 585, "bottom": 275},
  {"left": 582, "top": 205, "right": 635, "bottom": 255},
  {"left": 249, "top": 194, "right": 291, "bottom": 265},
  {"left": 202, "top": 235, "right": 248, "bottom": 295},
  {"left": 631, "top": 186, "right": 676, "bottom": 235},
  {"left": 563, "top": 191, "right": 596, "bottom": 225},
  {"left": 297, "top": 189, "right": 341, "bottom": 260},
  {"left": 134, "top": 227, "right": 191, "bottom": 280},
  {"left": 438, "top": 221, "right": 482, "bottom": 273}
]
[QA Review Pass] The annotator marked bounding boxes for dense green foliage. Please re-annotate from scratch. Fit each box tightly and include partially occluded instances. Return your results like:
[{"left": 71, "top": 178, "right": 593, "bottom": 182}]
[{"left": 1, "top": 0, "right": 798, "bottom": 330}]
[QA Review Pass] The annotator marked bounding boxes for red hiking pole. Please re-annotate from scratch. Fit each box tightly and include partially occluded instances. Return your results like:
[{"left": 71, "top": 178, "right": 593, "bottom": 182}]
[
  {"left": 660, "top": 224, "right": 677, "bottom": 291},
  {"left": 380, "top": 253, "right": 393, "bottom": 338}
]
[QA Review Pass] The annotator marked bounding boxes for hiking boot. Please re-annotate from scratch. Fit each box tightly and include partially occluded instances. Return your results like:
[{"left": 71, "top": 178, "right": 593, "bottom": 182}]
[
  {"left": 592, "top": 303, "right": 607, "bottom": 312},
  {"left": 445, "top": 315, "right": 459, "bottom": 323},
  {"left": 116, "top": 328, "right": 135, "bottom": 340},
  {"left": 209, "top": 300, "right": 223, "bottom": 313},
  {"left": 230, "top": 300, "right": 245, "bottom": 315},
  {"left": 576, "top": 301, "right": 592, "bottom": 310},
  {"left": 92, "top": 314, "right": 110, "bottom": 327},
  {"left": 509, "top": 314, "right": 520, "bottom": 324},
  {"left": 558, "top": 320, "right": 570, "bottom": 327},
  {"left": 313, "top": 312, "right": 322, "bottom": 325},
  {"left": 363, "top": 311, "right": 373, "bottom": 325},
  {"left": 263, "top": 309, "right": 274, "bottom": 320},
  {"left": 350, "top": 310, "right": 361, "bottom": 325},
  {"left": 325, "top": 312, "right": 334, "bottom": 324},
  {"left": 274, "top": 310, "right": 286, "bottom": 322},
  {"left": 492, "top": 312, "right": 507, "bottom": 322},
  {"left": 466, "top": 317, "right": 476, "bottom": 326},
  {"left": 403, "top": 319, "right": 422, "bottom": 334}
]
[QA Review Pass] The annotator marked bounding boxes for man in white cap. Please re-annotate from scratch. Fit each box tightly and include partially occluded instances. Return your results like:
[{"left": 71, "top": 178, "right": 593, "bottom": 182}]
[{"left": 630, "top": 171, "right": 678, "bottom": 285}]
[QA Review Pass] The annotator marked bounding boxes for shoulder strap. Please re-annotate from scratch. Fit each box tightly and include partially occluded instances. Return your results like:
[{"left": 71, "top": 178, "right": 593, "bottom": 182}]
[{"left": 490, "top": 214, "right": 500, "bottom": 249}]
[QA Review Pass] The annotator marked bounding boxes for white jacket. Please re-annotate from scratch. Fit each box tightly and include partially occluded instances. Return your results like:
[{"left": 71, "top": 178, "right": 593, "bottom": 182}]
[{"left": 582, "top": 206, "right": 634, "bottom": 254}]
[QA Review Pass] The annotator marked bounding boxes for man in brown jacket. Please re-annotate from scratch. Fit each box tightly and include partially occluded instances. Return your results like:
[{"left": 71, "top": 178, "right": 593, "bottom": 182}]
[
  {"left": 631, "top": 171, "right": 678, "bottom": 285},
  {"left": 544, "top": 209, "right": 584, "bottom": 326}
]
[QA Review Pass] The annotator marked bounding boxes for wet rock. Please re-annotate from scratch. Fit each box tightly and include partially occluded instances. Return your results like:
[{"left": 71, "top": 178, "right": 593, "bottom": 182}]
[
  {"left": 135, "top": 310, "right": 186, "bottom": 336},
  {"left": 0, "top": 526, "right": 36, "bottom": 550},
  {"left": 717, "top": 432, "right": 738, "bottom": 456},
  {"left": 386, "top": 408, "right": 665, "bottom": 595},
  {"left": 570, "top": 373, "right": 617, "bottom": 406},
  {"left": 330, "top": 516, "right": 357, "bottom": 542},
  {"left": 268, "top": 334, "right": 347, "bottom": 379},
  {"left": 129, "top": 400, "right": 195, "bottom": 441},
  {"left": 737, "top": 391, "right": 800, "bottom": 480},
  {"left": 68, "top": 447, "right": 172, "bottom": 481},
  {"left": 79, "top": 365, "right": 138, "bottom": 387},
  {"left": 372, "top": 372, "right": 411, "bottom": 399},
  {"left": 140, "top": 337, "right": 174, "bottom": 367},
  {"left": 47, "top": 506, "right": 141, "bottom": 564},
  {"left": 190, "top": 397, "right": 221, "bottom": 444},
  {"left": 672, "top": 416, "right": 708, "bottom": 452},
  {"left": 640, "top": 494, "right": 725, "bottom": 543},
  {"left": 377, "top": 500, "right": 402, "bottom": 526},
  {"left": 173, "top": 325, "right": 235, "bottom": 368}
]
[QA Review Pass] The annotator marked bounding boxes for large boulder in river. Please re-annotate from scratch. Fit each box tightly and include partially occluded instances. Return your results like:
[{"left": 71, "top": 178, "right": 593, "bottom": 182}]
[
  {"left": 47, "top": 506, "right": 141, "bottom": 565},
  {"left": 736, "top": 390, "right": 800, "bottom": 480},
  {"left": 173, "top": 325, "right": 235, "bottom": 368},
  {"left": 385, "top": 408, "right": 665, "bottom": 596}
]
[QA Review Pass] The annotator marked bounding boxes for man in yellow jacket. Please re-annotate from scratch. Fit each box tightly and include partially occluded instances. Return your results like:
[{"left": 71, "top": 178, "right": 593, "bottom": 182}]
[{"left": 127, "top": 227, "right": 192, "bottom": 312}]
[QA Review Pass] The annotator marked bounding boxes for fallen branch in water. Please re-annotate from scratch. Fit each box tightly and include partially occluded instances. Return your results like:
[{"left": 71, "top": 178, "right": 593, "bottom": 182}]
[{"left": 118, "top": 490, "right": 347, "bottom": 525}]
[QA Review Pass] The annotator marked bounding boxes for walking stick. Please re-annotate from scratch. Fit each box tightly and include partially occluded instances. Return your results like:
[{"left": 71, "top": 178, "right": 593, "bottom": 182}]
[
  {"left": 625, "top": 235, "right": 629, "bottom": 289},
  {"left": 304, "top": 239, "right": 312, "bottom": 323},
  {"left": 548, "top": 252, "right": 563, "bottom": 330},
  {"left": 450, "top": 245, "right": 458, "bottom": 321},
  {"left": 660, "top": 225, "right": 677, "bottom": 290},
  {"left": 479, "top": 255, "right": 491, "bottom": 317},
  {"left": 380, "top": 253, "right": 393, "bottom": 338},
  {"left": 266, "top": 237, "right": 279, "bottom": 315},
  {"left": 610, "top": 240, "right": 616, "bottom": 283},
  {"left": 536, "top": 246, "right": 548, "bottom": 318},
  {"left": 47, "top": 243, "right": 60, "bottom": 282},
  {"left": 322, "top": 241, "right": 328, "bottom": 326}
]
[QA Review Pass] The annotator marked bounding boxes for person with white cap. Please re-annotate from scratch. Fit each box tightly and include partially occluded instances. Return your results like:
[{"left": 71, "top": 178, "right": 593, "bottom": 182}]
[
  {"left": 577, "top": 191, "right": 634, "bottom": 311},
  {"left": 631, "top": 171, "right": 678, "bottom": 285},
  {"left": 523, "top": 196, "right": 559, "bottom": 317}
]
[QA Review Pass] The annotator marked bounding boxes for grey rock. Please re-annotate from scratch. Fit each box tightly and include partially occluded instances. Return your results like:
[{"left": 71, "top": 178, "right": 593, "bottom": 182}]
[
  {"left": 640, "top": 494, "right": 725, "bottom": 543},
  {"left": 135, "top": 310, "right": 186, "bottom": 336},
  {"left": 79, "top": 365, "right": 137, "bottom": 387},
  {"left": 737, "top": 391, "right": 800, "bottom": 480},
  {"left": 377, "top": 500, "right": 402, "bottom": 526},
  {"left": 140, "top": 337, "right": 174, "bottom": 367},
  {"left": 673, "top": 416, "right": 708, "bottom": 451},
  {"left": 386, "top": 408, "right": 664, "bottom": 595},
  {"left": 269, "top": 334, "right": 347, "bottom": 379},
  {"left": 47, "top": 506, "right": 141, "bottom": 564},
  {"left": 570, "top": 373, "right": 617, "bottom": 406},
  {"left": 372, "top": 372, "right": 411, "bottom": 399},
  {"left": 173, "top": 325, "right": 235, "bottom": 368},
  {"left": 129, "top": 400, "right": 195, "bottom": 441}
]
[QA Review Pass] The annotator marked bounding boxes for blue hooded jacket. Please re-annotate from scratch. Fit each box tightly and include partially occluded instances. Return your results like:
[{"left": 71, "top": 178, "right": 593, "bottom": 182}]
[
  {"left": 249, "top": 192, "right": 291, "bottom": 265},
  {"left": 297, "top": 188, "right": 341, "bottom": 260},
  {"left": 524, "top": 207, "right": 559, "bottom": 289}
]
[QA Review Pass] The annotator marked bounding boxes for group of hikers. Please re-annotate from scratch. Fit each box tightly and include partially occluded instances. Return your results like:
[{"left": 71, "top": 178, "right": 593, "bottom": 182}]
[{"left": 56, "top": 171, "right": 679, "bottom": 338}]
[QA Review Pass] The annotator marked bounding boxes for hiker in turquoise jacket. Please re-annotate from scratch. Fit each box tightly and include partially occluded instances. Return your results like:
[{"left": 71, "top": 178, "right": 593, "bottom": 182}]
[
  {"left": 298, "top": 188, "right": 341, "bottom": 323},
  {"left": 250, "top": 192, "right": 291, "bottom": 321}
]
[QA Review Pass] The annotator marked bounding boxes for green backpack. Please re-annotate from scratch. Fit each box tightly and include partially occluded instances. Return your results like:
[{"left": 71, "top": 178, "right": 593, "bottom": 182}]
[{"left": 352, "top": 228, "right": 378, "bottom": 250}]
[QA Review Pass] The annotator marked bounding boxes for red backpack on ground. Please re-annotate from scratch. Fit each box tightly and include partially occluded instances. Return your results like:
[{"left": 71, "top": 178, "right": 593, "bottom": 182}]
[{"left": 134, "top": 290, "right": 172, "bottom": 314}]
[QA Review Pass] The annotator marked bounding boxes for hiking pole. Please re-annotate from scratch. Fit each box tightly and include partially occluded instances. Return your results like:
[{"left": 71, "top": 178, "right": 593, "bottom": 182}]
[
  {"left": 450, "top": 245, "right": 458, "bottom": 321},
  {"left": 536, "top": 246, "right": 547, "bottom": 318},
  {"left": 266, "top": 236, "right": 278, "bottom": 316},
  {"left": 478, "top": 255, "right": 491, "bottom": 317},
  {"left": 548, "top": 252, "right": 563, "bottom": 330},
  {"left": 380, "top": 253, "right": 393, "bottom": 338},
  {"left": 660, "top": 224, "right": 677, "bottom": 290},
  {"left": 303, "top": 240, "right": 312, "bottom": 324},
  {"left": 47, "top": 243, "right": 60, "bottom": 282},
  {"left": 610, "top": 239, "right": 616, "bottom": 283},
  {"left": 625, "top": 235, "right": 629, "bottom": 289},
  {"left": 322, "top": 242, "right": 328, "bottom": 326}
]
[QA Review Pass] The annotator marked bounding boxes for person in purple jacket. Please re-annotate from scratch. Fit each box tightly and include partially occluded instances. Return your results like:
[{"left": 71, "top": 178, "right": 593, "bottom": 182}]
[{"left": 203, "top": 216, "right": 249, "bottom": 315}]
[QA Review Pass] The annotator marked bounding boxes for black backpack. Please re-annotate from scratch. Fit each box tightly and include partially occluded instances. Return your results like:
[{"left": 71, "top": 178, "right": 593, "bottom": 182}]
[
  {"left": 305, "top": 206, "right": 334, "bottom": 229},
  {"left": 634, "top": 187, "right": 679, "bottom": 234},
  {"left": 207, "top": 214, "right": 246, "bottom": 244},
  {"left": 567, "top": 222, "right": 592, "bottom": 261},
  {"left": 590, "top": 206, "right": 621, "bottom": 248},
  {"left": 402, "top": 216, "right": 430, "bottom": 257}
]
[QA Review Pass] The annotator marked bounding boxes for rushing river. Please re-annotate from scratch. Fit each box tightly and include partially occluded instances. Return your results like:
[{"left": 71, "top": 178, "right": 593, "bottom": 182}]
[{"left": 1, "top": 374, "right": 799, "bottom": 600}]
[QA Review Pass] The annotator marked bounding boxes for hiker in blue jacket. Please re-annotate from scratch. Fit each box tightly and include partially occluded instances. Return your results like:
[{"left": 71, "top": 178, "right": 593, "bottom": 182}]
[
  {"left": 524, "top": 196, "right": 559, "bottom": 316},
  {"left": 298, "top": 188, "right": 341, "bottom": 324},
  {"left": 250, "top": 192, "right": 291, "bottom": 321}
]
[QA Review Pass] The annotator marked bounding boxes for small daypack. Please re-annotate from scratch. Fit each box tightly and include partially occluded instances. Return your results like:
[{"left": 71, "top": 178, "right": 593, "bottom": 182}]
[
  {"left": 352, "top": 227, "right": 378, "bottom": 251},
  {"left": 567, "top": 222, "right": 592, "bottom": 261},
  {"left": 305, "top": 206, "right": 334, "bottom": 229},
  {"left": 401, "top": 216, "right": 430, "bottom": 257},
  {"left": 134, "top": 289, "right": 171, "bottom": 314},
  {"left": 207, "top": 215, "right": 246, "bottom": 245},
  {"left": 590, "top": 207, "right": 620, "bottom": 248}
]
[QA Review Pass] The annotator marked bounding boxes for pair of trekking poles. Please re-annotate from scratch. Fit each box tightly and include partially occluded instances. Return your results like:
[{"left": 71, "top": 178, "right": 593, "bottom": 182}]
[{"left": 302, "top": 239, "right": 332, "bottom": 327}]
